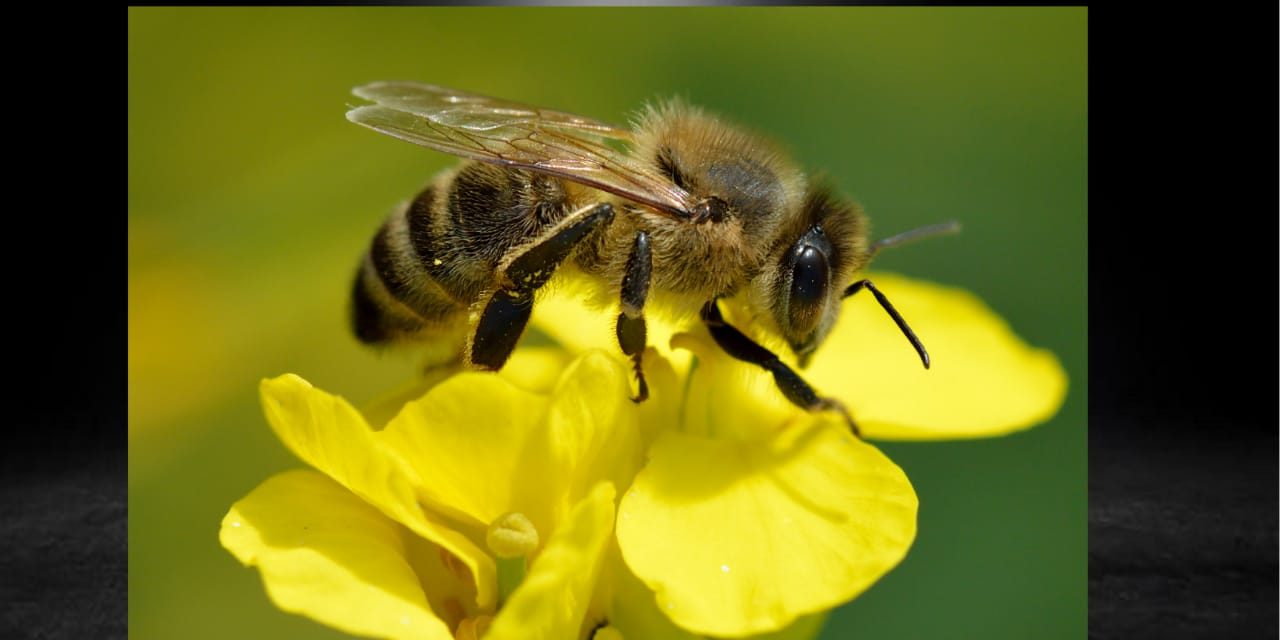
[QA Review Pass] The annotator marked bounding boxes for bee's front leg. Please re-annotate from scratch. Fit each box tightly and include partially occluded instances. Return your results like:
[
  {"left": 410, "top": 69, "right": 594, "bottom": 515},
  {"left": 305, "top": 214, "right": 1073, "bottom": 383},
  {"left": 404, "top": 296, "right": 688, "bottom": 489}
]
[
  {"left": 469, "top": 202, "right": 614, "bottom": 370},
  {"left": 699, "top": 301, "right": 860, "bottom": 437},
  {"left": 615, "top": 231, "right": 652, "bottom": 402}
]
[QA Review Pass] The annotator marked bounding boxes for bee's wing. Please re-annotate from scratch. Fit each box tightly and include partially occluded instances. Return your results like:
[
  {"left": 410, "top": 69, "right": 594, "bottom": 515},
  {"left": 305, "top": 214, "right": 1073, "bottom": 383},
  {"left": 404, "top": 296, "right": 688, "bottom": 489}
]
[{"left": 347, "top": 82, "right": 694, "bottom": 217}]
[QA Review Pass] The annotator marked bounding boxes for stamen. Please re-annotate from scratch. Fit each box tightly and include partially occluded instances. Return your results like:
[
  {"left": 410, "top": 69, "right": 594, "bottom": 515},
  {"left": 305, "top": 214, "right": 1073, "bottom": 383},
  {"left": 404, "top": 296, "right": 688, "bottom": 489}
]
[
  {"left": 485, "top": 512, "right": 540, "bottom": 558},
  {"left": 487, "top": 513, "right": 539, "bottom": 604}
]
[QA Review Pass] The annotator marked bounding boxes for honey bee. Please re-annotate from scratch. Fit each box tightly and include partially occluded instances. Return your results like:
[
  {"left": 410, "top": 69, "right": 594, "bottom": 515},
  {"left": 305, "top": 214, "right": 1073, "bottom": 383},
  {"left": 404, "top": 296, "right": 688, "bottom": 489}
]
[{"left": 346, "top": 81, "right": 956, "bottom": 431}]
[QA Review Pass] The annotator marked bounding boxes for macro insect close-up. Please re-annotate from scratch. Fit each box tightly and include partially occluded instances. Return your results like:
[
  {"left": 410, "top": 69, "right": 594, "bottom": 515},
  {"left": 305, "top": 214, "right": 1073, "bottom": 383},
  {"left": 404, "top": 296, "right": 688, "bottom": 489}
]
[
  {"left": 128, "top": 8, "right": 1085, "bottom": 640},
  {"left": 346, "top": 82, "right": 957, "bottom": 431}
]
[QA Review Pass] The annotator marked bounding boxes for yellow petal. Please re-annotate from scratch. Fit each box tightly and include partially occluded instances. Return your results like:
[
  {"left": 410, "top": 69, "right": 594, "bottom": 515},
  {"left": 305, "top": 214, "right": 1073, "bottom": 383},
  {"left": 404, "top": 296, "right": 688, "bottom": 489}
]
[
  {"left": 259, "top": 374, "right": 497, "bottom": 609},
  {"left": 220, "top": 470, "right": 454, "bottom": 640},
  {"left": 486, "top": 482, "right": 617, "bottom": 640},
  {"left": 633, "top": 347, "right": 683, "bottom": 446},
  {"left": 529, "top": 275, "right": 620, "bottom": 356},
  {"left": 604, "top": 549, "right": 701, "bottom": 640},
  {"left": 360, "top": 365, "right": 461, "bottom": 431},
  {"left": 808, "top": 272, "right": 1067, "bottom": 439},
  {"left": 670, "top": 332, "right": 796, "bottom": 441},
  {"left": 359, "top": 345, "right": 567, "bottom": 430},
  {"left": 537, "top": 351, "right": 645, "bottom": 513},
  {"left": 379, "top": 351, "right": 643, "bottom": 549},
  {"left": 531, "top": 274, "right": 693, "bottom": 370},
  {"left": 756, "top": 613, "right": 828, "bottom": 640},
  {"left": 606, "top": 546, "right": 829, "bottom": 640},
  {"left": 617, "top": 418, "right": 917, "bottom": 636},
  {"left": 378, "top": 371, "right": 554, "bottom": 534},
  {"left": 499, "top": 345, "right": 575, "bottom": 394},
  {"left": 703, "top": 272, "right": 1067, "bottom": 440}
]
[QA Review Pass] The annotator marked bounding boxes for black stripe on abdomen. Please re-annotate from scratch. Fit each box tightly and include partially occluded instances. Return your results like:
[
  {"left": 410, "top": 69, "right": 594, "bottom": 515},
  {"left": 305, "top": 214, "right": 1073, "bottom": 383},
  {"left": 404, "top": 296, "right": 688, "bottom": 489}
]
[
  {"left": 350, "top": 264, "right": 421, "bottom": 344},
  {"left": 369, "top": 221, "right": 414, "bottom": 303},
  {"left": 373, "top": 184, "right": 465, "bottom": 317},
  {"left": 407, "top": 185, "right": 439, "bottom": 271}
]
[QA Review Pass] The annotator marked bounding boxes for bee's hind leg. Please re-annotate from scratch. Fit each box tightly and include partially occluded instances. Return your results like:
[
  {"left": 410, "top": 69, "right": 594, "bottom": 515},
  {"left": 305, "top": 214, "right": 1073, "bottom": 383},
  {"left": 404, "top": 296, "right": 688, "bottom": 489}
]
[
  {"left": 469, "top": 202, "right": 615, "bottom": 371},
  {"left": 699, "top": 301, "right": 861, "bottom": 437},
  {"left": 615, "top": 231, "right": 652, "bottom": 403}
]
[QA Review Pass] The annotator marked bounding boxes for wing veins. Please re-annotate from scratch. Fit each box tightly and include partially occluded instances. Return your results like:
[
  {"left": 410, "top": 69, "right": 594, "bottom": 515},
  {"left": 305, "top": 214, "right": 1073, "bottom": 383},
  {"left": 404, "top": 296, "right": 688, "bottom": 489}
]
[
  {"left": 530, "top": 131, "right": 658, "bottom": 195},
  {"left": 347, "top": 82, "right": 693, "bottom": 216}
]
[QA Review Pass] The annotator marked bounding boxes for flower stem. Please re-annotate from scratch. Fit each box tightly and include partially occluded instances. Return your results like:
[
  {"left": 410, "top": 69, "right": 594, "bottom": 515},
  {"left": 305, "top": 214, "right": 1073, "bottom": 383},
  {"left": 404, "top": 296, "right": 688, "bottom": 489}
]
[{"left": 495, "top": 556, "right": 527, "bottom": 605}]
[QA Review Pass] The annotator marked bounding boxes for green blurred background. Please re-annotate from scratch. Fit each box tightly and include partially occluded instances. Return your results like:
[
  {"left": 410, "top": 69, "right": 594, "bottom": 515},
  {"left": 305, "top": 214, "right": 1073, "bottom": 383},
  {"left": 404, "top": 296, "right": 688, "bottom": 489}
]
[{"left": 128, "top": 7, "right": 1085, "bottom": 639}]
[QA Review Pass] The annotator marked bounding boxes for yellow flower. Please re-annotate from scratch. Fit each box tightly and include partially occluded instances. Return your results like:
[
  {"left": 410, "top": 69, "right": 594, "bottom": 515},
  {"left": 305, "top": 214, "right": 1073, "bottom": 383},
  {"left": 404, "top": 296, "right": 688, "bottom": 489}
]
[
  {"left": 536, "top": 272, "right": 1066, "bottom": 442},
  {"left": 220, "top": 271, "right": 1065, "bottom": 639},
  {"left": 221, "top": 351, "right": 641, "bottom": 640},
  {"left": 533, "top": 271, "right": 1066, "bottom": 636}
]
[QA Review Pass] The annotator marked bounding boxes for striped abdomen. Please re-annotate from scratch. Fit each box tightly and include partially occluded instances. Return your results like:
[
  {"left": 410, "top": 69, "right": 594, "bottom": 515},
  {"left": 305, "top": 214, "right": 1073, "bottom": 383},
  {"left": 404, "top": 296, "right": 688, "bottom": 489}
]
[{"left": 351, "top": 161, "right": 579, "bottom": 346}]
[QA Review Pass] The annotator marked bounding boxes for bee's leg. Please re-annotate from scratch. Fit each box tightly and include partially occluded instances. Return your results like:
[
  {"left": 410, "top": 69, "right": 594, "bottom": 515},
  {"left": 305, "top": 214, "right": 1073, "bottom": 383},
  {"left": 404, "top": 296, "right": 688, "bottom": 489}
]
[
  {"left": 615, "top": 231, "right": 651, "bottom": 403},
  {"left": 700, "top": 301, "right": 861, "bottom": 437},
  {"left": 470, "top": 202, "right": 615, "bottom": 371}
]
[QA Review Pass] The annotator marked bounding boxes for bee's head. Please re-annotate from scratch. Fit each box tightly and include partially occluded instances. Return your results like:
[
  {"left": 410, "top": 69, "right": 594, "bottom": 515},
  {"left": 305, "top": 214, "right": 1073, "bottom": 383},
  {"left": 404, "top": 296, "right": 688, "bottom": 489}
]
[
  {"left": 751, "top": 184, "right": 870, "bottom": 366},
  {"left": 632, "top": 100, "right": 871, "bottom": 363}
]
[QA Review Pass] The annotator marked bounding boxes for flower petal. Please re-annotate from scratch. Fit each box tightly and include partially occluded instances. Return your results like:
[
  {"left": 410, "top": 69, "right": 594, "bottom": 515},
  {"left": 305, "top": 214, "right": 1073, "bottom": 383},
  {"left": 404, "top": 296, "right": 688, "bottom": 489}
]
[
  {"left": 809, "top": 272, "right": 1068, "bottom": 439},
  {"left": 617, "top": 418, "right": 917, "bottom": 636},
  {"left": 606, "top": 547, "right": 829, "bottom": 640},
  {"left": 499, "top": 345, "right": 576, "bottom": 394},
  {"left": 531, "top": 274, "right": 693, "bottom": 369},
  {"left": 360, "top": 366, "right": 461, "bottom": 431},
  {"left": 529, "top": 275, "right": 620, "bottom": 356},
  {"left": 378, "top": 371, "right": 554, "bottom": 533},
  {"left": 220, "top": 470, "right": 454, "bottom": 640},
  {"left": 670, "top": 332, "right": 796, "bottom": 441},
  {"left": 486, "top": 482, "right": 617, "bottom": 640},
  {"left": 379, "top": 351, "right": 642, "bottom": 546},
  {"left": 633, "top": 347, "right": 683, "bottom": 447},
  {"left": 755, "top": 613, "right": 828, "bottom": 640},
  {"left": 537, "top": 351, "right": 646, "bottom": 514},
  {"left": 709, "top": 272, "right": 1067, "bottom": 440},
  {"left": 259, "top": 374, "right": 497, "bottom": 609}
]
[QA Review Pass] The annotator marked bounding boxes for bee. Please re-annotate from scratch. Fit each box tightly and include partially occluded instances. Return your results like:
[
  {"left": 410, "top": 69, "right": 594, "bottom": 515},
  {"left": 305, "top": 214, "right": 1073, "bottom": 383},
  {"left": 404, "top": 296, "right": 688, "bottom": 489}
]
[{"left": 346, "top": 82, "right": 956, "bottom": 431}]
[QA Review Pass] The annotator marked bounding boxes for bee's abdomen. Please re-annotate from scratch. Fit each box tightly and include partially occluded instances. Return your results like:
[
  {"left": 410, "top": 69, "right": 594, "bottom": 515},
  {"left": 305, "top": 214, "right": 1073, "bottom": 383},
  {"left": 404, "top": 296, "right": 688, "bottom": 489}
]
[
  {"left": 350, "top": 262, "right": 424, "bottom": 344},
  {"left": 351, "top": 162, "right": 576, "bottom": 345},
  {"left": 351, "top": 183, "right": 467, "bottom": 345}
]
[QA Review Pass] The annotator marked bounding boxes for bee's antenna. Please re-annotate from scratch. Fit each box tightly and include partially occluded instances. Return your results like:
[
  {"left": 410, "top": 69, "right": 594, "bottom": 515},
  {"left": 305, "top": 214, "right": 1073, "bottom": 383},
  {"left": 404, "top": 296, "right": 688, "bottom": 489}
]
[
  {"left": 844, "top": 279, "right": 930, "bottom": 369},
  {"left": 869, "top": 220, "right": 961, "bottom": 257}
]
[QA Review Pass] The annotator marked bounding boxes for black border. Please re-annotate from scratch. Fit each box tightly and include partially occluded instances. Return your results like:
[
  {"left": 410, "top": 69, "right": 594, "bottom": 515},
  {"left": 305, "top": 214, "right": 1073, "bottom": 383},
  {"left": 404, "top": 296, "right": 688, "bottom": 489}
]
[{"left": 1086, "top": 5, "right": 1278, "bottom": 639}]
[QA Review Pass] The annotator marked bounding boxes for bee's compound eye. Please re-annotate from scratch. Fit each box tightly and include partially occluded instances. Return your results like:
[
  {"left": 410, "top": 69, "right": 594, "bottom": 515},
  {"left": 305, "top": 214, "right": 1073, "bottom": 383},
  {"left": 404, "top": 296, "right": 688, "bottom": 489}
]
[
  {"left": 790, "top": 245, "right": 829, "bottom": 310},
  {"left": 788, "top": 243, "right": 829, "bottom": 313},
  {"left": 786, "top": 229, "right": 831, "bottom": 341},
  {"left": 777, "top": 224, "right": 835, "bottom": 355}
]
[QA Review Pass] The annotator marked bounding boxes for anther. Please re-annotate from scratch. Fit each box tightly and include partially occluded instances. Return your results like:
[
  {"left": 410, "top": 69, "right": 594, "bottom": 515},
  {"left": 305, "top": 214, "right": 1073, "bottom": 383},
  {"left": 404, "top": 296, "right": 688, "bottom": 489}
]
[{"left": 485, "top": 512, "right": 539, "bottom": 558}]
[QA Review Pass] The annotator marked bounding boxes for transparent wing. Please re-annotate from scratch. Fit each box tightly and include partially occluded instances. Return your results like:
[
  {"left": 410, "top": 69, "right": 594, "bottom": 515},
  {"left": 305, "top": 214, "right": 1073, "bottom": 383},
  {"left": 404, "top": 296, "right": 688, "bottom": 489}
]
[{"left": 347, "top": 81, "right": 694, "bottom": 216}]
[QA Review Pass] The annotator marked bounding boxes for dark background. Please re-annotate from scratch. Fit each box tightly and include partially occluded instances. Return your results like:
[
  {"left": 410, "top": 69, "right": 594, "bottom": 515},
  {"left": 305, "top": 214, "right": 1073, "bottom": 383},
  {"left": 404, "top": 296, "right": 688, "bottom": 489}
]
[{"left": 1085, "top": 8, "right": 1278, "bottom": 639}]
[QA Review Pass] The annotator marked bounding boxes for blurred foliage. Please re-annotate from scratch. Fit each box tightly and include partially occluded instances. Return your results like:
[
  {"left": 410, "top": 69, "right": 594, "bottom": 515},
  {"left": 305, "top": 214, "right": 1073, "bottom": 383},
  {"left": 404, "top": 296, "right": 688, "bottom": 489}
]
[{"left": 128, "top": 7, "right": 1085, "bottom": 640}]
